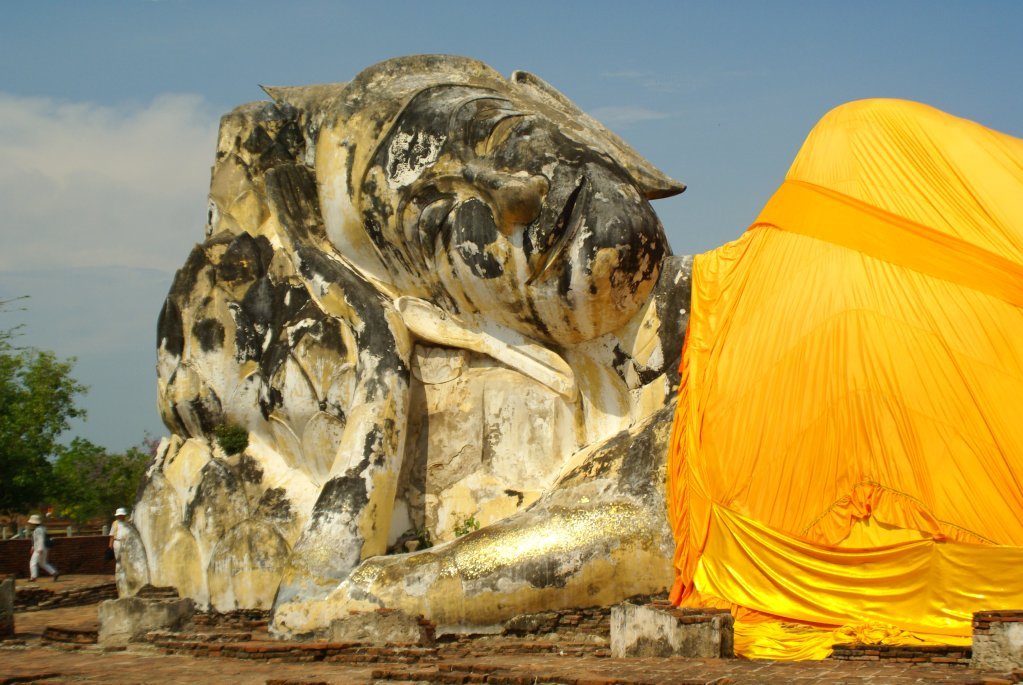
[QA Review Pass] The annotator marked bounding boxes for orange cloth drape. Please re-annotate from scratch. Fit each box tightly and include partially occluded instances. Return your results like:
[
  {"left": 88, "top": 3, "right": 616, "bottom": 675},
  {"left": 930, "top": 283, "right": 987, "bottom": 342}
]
[{"left": 667, "top": 99, "right": 1023, "bottom": 660}]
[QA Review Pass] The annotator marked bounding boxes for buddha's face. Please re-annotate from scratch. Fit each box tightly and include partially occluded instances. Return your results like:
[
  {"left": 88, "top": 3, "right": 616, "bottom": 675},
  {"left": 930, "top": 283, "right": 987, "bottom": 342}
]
[{"left": 360, "top": 85, "right": 669, "bottom": 345}]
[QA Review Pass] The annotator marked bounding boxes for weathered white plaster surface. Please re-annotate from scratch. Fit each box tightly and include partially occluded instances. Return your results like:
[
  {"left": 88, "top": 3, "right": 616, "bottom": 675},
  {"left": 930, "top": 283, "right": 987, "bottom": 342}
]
[{"left": 129, "top": 55, "right": 692, "bottom": 635}]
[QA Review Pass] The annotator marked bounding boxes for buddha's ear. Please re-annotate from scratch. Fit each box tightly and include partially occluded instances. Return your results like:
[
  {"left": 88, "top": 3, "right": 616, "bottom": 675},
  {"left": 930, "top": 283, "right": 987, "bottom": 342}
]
[{"left": 510, "top": 70, "right": 685, "bottom": 200}]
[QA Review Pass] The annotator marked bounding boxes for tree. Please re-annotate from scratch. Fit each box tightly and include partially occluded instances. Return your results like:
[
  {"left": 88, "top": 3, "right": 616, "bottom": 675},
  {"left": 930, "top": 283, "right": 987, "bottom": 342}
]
[
  {"left": 0, "top": 299, "right": 88, "bottom": 514},
  {"left": 50, "top": 438, "right": 151, "bottom": 524}
]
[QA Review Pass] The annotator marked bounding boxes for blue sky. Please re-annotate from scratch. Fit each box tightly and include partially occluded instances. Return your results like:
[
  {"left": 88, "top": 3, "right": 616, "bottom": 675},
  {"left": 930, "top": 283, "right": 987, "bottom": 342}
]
[{"left": 1, "top": 0, "right": 1021, "bottom": 451}]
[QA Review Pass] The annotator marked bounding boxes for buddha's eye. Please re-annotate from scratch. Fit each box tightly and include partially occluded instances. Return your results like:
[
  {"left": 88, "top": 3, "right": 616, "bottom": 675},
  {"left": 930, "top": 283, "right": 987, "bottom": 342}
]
[
  {"left": 479, "top": 114, "right": 525, "bottom": 155},
  {"left": 467, "top": 105, "right": 524, "bottom": 154}
]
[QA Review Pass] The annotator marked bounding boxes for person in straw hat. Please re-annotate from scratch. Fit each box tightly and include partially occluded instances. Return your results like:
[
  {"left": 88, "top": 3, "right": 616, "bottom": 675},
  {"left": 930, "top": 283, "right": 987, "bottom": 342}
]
[
  {"left": 108, "top": 508, "right": 128, "bottom": 561},
  {"left": 27, "top": 514, "right": 59, "bottom": 582}
]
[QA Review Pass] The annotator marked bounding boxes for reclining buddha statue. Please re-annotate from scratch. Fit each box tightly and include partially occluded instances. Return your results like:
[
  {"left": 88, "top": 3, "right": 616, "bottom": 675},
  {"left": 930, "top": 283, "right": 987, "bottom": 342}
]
[{"left": 121, "top": 55, "right": 691, "bottom": 637}]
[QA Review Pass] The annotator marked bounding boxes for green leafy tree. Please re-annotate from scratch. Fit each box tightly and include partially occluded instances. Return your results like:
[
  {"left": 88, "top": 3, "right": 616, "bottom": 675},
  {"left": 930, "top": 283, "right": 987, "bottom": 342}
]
[
  {"left": 49, "top": 438, "right": 152, "bottom": 524},
  {"left": 0, "top": 334, "right": 87, "bottom": 514}
]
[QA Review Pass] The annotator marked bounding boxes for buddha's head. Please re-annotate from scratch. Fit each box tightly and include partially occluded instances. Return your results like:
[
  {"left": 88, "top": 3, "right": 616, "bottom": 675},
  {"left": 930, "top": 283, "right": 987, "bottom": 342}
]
[{"left": 315, "top": 55, "right": 684, "bottom": 345}]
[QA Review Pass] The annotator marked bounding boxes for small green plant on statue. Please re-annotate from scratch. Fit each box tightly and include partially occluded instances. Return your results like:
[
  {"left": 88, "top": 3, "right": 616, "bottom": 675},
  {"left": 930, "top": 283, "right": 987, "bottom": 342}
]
[
  {"left": 213, "top": 424, "right": 249, "bottom": 456},
  {"left": 414, "top": 526, "right": 432, "bottom": 550},
  {"left": 453, "top": 514, "right": 480, "bottom": 538}
]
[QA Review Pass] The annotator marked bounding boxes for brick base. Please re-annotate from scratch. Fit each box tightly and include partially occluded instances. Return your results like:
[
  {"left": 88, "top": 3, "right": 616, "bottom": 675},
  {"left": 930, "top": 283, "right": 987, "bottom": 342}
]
[
  {"left": 15, "top": 581, "right": 116, "bottom": 612},
  {"left": 829, "top": 643, "right": 971, "bottom": 665}
]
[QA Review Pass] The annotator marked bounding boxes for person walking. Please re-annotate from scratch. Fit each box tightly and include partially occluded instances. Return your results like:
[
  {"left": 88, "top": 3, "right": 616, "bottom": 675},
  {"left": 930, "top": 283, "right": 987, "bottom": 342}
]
[{"left": 27, "top": 514, "right": 59, "bottom": 582}]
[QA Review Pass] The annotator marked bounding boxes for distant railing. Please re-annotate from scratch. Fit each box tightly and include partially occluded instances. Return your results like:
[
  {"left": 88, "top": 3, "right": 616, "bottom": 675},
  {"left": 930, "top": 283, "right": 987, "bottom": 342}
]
[
  {"left": 1, "top": 523, "right": 111, "bottom": 540},
  {"left": 0, "top": 535, "right": 116, "bottom": 578}
]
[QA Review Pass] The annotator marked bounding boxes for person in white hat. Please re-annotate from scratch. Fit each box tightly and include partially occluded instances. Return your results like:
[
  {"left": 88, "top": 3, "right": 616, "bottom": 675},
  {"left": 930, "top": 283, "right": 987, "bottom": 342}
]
[
  {"left": 108, "top": 508, "right": 128, "bottom": 562},
  {"left": 27, "top": 514, "right": 59, "bottom": 582}
]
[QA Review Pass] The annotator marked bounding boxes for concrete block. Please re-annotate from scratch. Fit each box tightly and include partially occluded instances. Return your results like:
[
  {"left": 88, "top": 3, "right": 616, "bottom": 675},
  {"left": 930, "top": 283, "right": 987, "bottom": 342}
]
[
  {"left": 610, "top": 603, "right": 733, "bottom": 658},
  {"left": 98, "top": 597, "right": 195, "bottom": 645},
  {"left": 0, "top": 576, "right": 13, "bottom": 638},
  {"left": 973, "top": 611, "right": 1023, "bottom": 670},
  {"left": 329, "top": 609, "right": 433, "bottom": 645}
]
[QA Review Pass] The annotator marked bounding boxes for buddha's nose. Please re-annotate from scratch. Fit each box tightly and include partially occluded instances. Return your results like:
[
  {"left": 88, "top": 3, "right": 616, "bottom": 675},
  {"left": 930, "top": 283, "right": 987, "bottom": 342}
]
[{"left": 461, "top": 164, "right": 549, "bottom": 231}]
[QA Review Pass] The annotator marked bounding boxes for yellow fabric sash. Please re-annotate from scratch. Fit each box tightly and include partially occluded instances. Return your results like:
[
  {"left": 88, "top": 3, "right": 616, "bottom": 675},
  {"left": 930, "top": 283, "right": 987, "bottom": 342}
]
[{"left": 751, "top": 180, "right": 1023, "bottom": 308}]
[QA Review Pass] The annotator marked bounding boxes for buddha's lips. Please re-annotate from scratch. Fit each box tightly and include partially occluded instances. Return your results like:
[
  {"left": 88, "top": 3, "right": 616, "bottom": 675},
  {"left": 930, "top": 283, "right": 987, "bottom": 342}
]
[{"left": 527, "top": 177, "right": 586, "bottom": 285}]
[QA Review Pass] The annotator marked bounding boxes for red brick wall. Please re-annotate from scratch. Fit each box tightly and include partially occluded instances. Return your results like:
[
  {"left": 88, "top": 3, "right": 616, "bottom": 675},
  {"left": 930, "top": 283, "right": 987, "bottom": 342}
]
[{"left": 0, "top": 536, "right": 115, "bottom": 578}]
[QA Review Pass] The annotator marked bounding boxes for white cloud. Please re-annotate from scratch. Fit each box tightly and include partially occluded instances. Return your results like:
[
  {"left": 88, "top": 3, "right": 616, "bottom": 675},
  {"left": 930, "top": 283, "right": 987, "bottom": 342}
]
[
  {"left": 600, "top": 69, "right": 680, "bottom": 94},
  {"left": 588, "top": 105, "right": 671, "bottom": 128},
  {"left": 601, "top": 69, "right": 645, "bottom": 79},
  {"left": 0, "top": 92, "right": 219, "bottom": 272}
]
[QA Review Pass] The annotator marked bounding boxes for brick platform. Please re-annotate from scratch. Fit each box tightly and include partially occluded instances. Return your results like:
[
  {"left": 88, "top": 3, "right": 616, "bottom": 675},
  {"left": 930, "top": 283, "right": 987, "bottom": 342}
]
[
  {"left": 42, "top": 625, "right": 99, "bottom": 644},
  {"left": 7, "top": 593, "right": 1023, "bottom": 684},
  {"left": 193, "top": 608, "right": 270, "bottom": 631},
  {"left": 15, "top": 580, "right": 116, "bottom": 611},
  {"left": 830, "top": 643, "right": 972, "bottom": 665}
]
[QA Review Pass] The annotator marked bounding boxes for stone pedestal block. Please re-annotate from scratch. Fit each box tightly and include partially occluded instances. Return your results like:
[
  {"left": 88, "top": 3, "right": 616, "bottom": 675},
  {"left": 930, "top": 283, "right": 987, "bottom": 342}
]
[
  {"left": 973, "top": 610, "right": 1023, "bottom": 670},
  {"left": 329, "top": 609, "right": 434, "bottom": 645},
  {"left": 610, "top": 603, "right": 733, "bottom": 659},
  {"left": 98, "top": 597, "right": 195, "bottom": 646},
  {"left": 0, "top": 576, "right": 14, "bottom": 638}
]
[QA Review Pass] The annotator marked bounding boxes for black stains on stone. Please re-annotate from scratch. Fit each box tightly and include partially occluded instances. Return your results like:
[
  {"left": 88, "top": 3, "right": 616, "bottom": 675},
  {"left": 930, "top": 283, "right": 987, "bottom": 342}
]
[
  {"left": 516, "top": 556, "right": 572, "bottom": 590},
  {"left": 258, "top": 384, "right": 283, "bottom": 420},
  {"left": 219, "top": 232, "right": 269, "bottom": 284},
  {"left": 265, "top": 164, "right": 323, "bottom": 244},
  {"left": 413, "top": 191, "right": 453, "bottom": 264},
  {"left": 556, "top": 403, "right": 674, "bottom": 501},
  {"left": 170, "top": 378, "right": 224, "bottom": 436},
  {"left": 504, "top": 489, "right": 524, "bottom": 507},
  {"left": 364, "top": 423, "right": 385, "bottom": 467},
  {"left": 294, "top": 246, "right": 410, "bottom": 400},
  {"left": 234, "top": 273, "right": 313, "bottom": 381},
  {"left": 230, "top": 303, "right": 262, "bottom": 363},
  {"left": 310, "top": 472, "right": 370, "bottom": 528},
  {"left": 611, "top": 344, "right": 630, "bottom": 384},
  {"left": 168, "top": 244, "right": 212, "bottom": 302},
  {"left": 451, "top": 200, "right": 503, "bottom": 279},
  {"left": 236, "top": 454, "right": 264, "bottom": 485},
  {"left": 316, "top": 319, "right": 348, "bottom": 360},
  {"left": 634, "top": 360, "right": 667, "bottom": 388},
  {"left": 652, "top": 255, "right": 692, "bottom": 384},
  {"left": 255, "top": 487, "right": 292, "bottom": 527},
  {"left": 386, "top": 132, "right": 436, "bottom": 180},
  {"left": 184, "top": 459, "right": 245, "bottom": 529},
  {"left": 611, "top": 409, "right": 666, "bottom": 498},
  {"left": 275, "top": 120, "right": 304, "bottom": 158},
  {"left": 157, "top": 299, "right": 184, "bottom": 357},
  {"left": 524, "top": 175, "right": 584, "bottom": 274},
  {"left": 193, "top": 318, "right": 225, "bottom": 352},
  {"left": 524, "top": 299, "right": 552, "bottom": 342},
  {"left": 606, "top": 255, "right": 691, "bottom": 392},
  {"left": 557, "top": 255, "right": 574, "bottom": 299},
  {"left": 238, "top": 106, "right": 307, "bottom": 175},
  {"left": 241, "top": 277, "right": 277, "bottom": 326},
  {"left": 363, "top": 213, "right": 388, "bottom": 254},
  {"left": 243, "top": 126, "right": 275, "bottom": 156}
]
